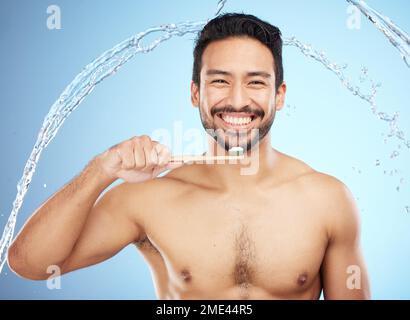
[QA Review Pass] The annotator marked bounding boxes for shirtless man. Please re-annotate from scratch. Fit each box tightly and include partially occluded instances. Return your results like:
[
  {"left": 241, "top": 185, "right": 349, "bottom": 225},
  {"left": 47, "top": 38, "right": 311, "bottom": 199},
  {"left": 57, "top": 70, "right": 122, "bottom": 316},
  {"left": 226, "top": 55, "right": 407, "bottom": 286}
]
[{"left": 8, "top": 13, "right": 370, "bottom": 299}]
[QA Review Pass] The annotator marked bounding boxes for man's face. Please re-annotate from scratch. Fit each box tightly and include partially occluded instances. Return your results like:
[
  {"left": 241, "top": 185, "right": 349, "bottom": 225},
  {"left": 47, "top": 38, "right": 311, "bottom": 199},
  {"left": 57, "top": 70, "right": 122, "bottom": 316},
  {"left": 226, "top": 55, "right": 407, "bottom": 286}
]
[{"left": 191, "top": 36, "right": 286, "bottom": 152}]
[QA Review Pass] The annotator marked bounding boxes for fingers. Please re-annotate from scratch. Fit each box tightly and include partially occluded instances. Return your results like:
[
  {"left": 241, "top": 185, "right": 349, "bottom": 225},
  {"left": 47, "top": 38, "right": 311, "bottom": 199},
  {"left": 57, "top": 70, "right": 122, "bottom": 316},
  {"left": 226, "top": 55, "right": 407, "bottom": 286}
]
[
  {"left": 139, "top": 135, "right": 159, "bottom": 173},
  {"left": 112, "top": 135, "right": 184, "bottom": 177},
  {"left": 155, "top": 143, "right": 172, "bottom": 166},
  {"left": 128, "top": 135, "right": 173, "bottom": 172},
  {"left": 116, "top": 141, "right": 136, "bottom": 170},
  {"left": 133, "top": 138, "right": 146, "bottom": 169}
]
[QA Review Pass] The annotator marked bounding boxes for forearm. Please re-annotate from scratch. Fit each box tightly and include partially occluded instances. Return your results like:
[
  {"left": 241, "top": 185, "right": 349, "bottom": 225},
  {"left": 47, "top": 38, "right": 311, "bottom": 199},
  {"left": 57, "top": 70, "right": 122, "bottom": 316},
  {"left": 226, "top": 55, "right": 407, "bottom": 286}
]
[{"left": 8, "top": 157, "right": 116, "bottom": 279}]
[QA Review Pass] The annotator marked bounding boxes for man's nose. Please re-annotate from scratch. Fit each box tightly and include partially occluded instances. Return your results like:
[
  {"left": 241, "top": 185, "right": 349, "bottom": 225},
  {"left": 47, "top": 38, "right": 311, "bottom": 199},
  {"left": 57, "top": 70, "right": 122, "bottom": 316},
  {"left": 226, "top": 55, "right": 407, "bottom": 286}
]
[{"left": 226, "top": 83, "right": 251, "bottom": 110}]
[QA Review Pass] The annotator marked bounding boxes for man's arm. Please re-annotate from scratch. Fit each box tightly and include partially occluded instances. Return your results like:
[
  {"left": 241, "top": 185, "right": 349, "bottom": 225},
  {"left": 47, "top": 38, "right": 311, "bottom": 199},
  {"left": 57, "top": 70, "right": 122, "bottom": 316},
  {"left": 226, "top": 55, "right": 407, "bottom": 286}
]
[
  {"left": 320, "top": 179, "right": 371, "bottom": 299},
  {"left": 7, "top": 160, "right": 141, "bottom": 280},
  {"left": 60, "top": 181, "right": 143, "bottom": 275},
  {"left": 7, "top": 136, "right": 179, "bottom": 280}
]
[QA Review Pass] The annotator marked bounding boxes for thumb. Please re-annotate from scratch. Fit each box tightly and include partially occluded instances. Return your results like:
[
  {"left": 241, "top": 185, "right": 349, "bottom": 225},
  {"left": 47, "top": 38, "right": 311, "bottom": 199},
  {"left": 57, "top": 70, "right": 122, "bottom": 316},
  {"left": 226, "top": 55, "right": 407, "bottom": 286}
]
[
  {"left": 152, "top": 161, "right": 185, "bottom": 177},
  {"left": 165, "top": 161, "right": 186, "bottom": 170}
]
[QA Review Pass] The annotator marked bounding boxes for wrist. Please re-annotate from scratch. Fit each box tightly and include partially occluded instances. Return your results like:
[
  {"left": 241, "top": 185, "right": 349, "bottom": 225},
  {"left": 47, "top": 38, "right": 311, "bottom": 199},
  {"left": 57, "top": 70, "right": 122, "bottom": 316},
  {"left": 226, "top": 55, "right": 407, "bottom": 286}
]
[{"left": 87, "top": 156, "right": 117, "bottom": 186}]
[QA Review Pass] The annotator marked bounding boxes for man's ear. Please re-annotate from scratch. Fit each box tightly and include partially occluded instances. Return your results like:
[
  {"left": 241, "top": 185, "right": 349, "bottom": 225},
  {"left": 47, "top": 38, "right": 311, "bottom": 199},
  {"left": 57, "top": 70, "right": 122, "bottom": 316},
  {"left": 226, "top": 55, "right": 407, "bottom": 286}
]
[
  {"left": 275, "top": 81, "right": 287, "bottom": 111},
  {"left": 191, "top": 81, "right": 200, "bottom": 108}
]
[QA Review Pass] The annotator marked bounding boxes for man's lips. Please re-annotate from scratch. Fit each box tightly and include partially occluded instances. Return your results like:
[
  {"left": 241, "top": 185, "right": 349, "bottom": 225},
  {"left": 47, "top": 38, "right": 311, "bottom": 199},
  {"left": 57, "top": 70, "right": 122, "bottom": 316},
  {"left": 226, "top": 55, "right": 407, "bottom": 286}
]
[{"left": 215, "top": 112, "right": 260, "bottom": 130}]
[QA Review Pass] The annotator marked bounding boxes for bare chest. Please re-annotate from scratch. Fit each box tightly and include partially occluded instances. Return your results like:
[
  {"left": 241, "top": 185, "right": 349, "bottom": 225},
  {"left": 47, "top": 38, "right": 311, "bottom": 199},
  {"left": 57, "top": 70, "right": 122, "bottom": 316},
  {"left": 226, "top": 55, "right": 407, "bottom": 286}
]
[{"left": 136, "top": 190, "right": 327, "bottom": 298}]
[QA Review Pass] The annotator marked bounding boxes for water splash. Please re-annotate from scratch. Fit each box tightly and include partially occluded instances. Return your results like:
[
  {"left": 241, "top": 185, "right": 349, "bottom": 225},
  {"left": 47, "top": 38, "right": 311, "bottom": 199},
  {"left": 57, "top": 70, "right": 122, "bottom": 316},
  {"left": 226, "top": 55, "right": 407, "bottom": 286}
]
[
  {"left": 343, "top": 0, "right": 410, "bottom": 167},
  {"left": 0, "top": 1, "right": 223, "bottom": 274},
  {"left": 346, "top": 0, "right": 410, "bottom": 68},
  {"left": 284, "top": 37, "right": 409, "bottom": 149},
  {"left": 214, "top": 0, "right": 227, "bottom": 16},
  {"left": 1, "top": 0, "right": 410, "bottom": 274}
]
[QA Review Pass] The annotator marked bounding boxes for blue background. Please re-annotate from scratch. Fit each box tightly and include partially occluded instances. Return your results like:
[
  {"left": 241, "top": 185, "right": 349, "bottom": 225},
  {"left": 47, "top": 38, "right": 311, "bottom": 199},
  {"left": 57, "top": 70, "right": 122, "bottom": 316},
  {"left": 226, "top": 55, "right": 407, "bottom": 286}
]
[{"left": 0, "top": 0, "right": 409, "bottom": 299}]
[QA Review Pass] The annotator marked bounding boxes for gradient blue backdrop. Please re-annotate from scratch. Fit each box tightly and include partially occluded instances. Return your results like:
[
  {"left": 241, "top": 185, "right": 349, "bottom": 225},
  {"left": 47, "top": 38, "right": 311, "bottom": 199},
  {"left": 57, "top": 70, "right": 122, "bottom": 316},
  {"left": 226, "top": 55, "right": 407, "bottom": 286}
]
[{"left": 0, "top": 0, "right": 409, "bottom": 299}]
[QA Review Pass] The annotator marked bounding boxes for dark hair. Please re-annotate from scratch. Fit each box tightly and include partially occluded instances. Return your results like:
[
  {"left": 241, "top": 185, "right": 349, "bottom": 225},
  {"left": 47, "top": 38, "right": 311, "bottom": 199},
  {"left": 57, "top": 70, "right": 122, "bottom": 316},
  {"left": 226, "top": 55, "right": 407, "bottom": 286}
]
[{"left": 192, "top": 13, "right": 283, "bottom": 91}]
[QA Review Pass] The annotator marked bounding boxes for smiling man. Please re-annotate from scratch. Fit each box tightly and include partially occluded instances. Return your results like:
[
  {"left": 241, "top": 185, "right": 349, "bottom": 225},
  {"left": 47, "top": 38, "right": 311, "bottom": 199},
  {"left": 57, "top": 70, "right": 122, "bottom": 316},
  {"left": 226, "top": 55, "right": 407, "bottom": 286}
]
[{"left": 8, "top": 13, "right": 370, "bottom": 299}]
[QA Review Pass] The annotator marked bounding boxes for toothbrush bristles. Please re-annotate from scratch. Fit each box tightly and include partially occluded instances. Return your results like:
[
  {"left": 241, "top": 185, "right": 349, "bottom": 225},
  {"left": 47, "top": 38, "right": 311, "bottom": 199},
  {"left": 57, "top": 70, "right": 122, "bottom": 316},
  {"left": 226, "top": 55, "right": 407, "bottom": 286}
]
[{"left": 228, "top": 147, "right": 244, "bottom": 157}]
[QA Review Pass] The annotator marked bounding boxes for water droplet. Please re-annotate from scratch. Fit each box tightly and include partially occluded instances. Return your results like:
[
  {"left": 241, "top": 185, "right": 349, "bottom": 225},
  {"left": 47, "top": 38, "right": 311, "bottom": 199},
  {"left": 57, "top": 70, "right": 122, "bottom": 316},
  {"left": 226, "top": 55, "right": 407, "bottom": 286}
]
[
  {"left": 43, "top": 184, "right": 47, "bottom": 188},
  {"left": 390, "top": 150, "right": 399, "bottom": 158},
  {"left": 375, "top": 159, "right": 380, "bottom": 166},
  {"left": 378, "top": 112, "right": 391, "bottom": 121},
  {"left": 405, "top": 206, "right": 410, "bottom": 214}
]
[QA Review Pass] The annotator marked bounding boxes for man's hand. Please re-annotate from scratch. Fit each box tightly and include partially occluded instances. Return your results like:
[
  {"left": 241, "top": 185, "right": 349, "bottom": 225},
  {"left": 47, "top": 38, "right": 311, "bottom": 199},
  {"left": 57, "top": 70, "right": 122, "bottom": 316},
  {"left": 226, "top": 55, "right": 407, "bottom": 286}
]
[{"left": 95, "top": 135, "right": 183, "bottom": 183}]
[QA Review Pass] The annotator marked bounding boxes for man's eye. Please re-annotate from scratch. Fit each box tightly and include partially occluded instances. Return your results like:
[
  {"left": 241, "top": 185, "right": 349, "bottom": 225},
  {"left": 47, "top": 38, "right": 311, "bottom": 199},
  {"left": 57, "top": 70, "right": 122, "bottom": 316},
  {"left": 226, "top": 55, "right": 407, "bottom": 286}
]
[
  {"left": 249, "top": 81, "right": 265, "bottom": 85},
  {"left": 211, "top": 79, "right": 227, "bottom": 84}
]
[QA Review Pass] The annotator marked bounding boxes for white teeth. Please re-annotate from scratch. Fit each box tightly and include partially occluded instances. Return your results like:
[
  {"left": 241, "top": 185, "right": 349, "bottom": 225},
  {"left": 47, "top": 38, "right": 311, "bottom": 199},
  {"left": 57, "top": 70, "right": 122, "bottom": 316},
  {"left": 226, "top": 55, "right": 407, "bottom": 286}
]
[{"left": 221, "top": 114, "right": 252, "bottom": 125}]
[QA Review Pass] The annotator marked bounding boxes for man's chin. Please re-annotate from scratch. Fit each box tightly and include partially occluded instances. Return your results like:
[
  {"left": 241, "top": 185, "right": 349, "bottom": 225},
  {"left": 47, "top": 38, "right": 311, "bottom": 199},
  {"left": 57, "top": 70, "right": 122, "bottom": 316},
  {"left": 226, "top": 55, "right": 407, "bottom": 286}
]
[{"left": 215, "top": 136, "right": 260, "bottom": 153}]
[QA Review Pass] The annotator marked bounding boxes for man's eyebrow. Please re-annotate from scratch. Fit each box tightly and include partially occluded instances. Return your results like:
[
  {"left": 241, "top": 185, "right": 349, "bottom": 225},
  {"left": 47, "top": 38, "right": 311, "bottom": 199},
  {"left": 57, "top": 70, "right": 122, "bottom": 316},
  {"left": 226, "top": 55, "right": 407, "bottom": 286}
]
[
  {"left": 246, "top": 71, "right": 271, "bottom": 78},
  {"left": 205, "top": 69, "right": 271, "bottom": 78},
  {"left": 206, "top": 69, "right": 232, "bottom": 76}
]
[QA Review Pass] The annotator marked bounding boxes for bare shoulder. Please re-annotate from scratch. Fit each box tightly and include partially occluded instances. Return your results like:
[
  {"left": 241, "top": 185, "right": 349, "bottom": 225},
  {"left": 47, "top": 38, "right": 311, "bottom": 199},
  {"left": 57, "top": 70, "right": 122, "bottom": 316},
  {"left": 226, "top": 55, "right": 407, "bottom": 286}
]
[
  {"left": 280, "top": 152, "right": 360, "bottom": 239},
  {"left": 301, "top": 176, "right": 359, "bottom": 242},
  {"left": 102, "top": 166, "right": 198, "bottom": 213},
  {"left": 297, "top": 170, "right": 358, "bottom": 216},
  {"left": 95, "top": 169, "right": 195, "bottom": 239},
  {"left": 280, "top": 152, "right": 354, "bottom": 203}
]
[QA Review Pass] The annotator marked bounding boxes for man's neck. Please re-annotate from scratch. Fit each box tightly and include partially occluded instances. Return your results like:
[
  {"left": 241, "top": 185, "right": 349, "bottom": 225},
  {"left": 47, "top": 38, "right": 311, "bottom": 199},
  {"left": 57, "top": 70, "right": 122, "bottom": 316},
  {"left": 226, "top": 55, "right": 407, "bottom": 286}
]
[{"left": 203, "top": 135, "right": 280, "bottom": 192}]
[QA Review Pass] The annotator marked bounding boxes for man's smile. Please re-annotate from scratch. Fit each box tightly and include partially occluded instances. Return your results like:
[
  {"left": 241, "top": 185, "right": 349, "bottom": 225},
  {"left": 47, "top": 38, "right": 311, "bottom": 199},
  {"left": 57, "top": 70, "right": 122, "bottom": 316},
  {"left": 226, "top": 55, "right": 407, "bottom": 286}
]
[{"left": 215, "top": 111, "right": 261, "bottom": 130}]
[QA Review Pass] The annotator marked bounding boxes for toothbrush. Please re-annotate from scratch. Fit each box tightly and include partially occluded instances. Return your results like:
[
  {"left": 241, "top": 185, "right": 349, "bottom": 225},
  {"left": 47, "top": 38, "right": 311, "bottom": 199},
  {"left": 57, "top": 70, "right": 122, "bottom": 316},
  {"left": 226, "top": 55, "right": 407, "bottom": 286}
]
[{"left": 170, "top": 147, "right": 245, "bottom": 163}]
